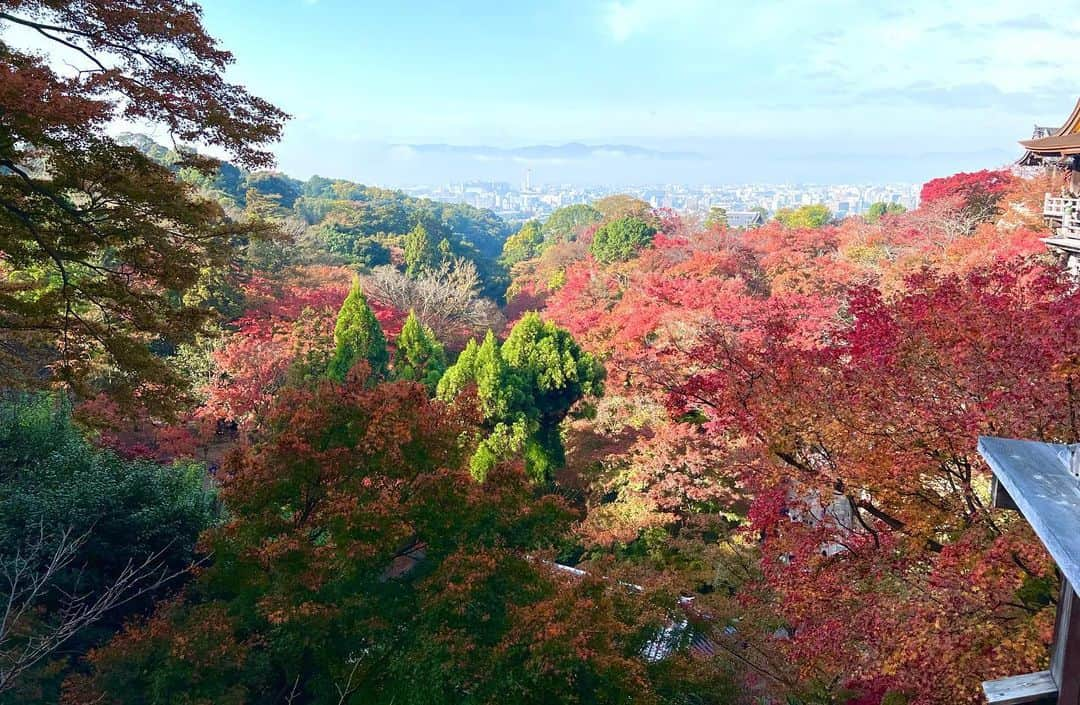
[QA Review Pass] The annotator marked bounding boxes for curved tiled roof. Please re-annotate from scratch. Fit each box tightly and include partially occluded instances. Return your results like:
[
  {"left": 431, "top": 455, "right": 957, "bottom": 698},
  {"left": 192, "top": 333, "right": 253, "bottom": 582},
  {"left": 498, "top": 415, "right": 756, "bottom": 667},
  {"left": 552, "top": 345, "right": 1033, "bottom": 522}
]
[
  {"left": 1019, "top": 98, "right": 1080, "bottom": 160},
  {"left": 1020, "top": 133, "right": 1080, "bottom": 156}
]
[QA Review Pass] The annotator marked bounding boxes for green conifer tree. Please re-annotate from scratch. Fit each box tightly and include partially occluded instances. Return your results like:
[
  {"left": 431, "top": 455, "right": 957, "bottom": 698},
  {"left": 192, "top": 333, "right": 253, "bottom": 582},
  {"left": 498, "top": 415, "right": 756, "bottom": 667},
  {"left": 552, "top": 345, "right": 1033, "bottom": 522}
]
[
  {"left": 327, "top": 278, "right": 389, "bottom": 381},
  {"left": 437, "top": 313, "right": 603, "bottom": 482},
  {"left": 394, "top": 310, "right": 448, "bottom": 392},
  {"left": 472, "top": 329, "right": 522, "bottom": 420},
  {"left": 403, "top": 222, "right": 435, "bottom": 277},
  {"left": 436, "top": 337, "right": 479, "bottom": 401},
  {"left": 500, "top": 312, "right": 603, "bottom": 417}
]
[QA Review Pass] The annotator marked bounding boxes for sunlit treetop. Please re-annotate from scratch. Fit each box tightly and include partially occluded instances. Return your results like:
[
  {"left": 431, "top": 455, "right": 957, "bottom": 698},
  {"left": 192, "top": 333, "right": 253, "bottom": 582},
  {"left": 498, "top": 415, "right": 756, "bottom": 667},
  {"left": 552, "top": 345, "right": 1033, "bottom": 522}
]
[{"left": 589, "top": 216, "right": 657, "bottom": 264}]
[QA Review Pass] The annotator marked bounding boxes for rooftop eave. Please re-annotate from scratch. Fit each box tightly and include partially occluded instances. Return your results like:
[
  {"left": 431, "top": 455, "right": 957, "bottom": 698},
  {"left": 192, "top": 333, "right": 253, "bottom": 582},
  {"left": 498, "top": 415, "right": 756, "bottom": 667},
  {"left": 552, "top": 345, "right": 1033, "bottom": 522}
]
[
  {"left": 1020, "top": 136, "right": 1080, "bottom": 157},
  {"left": 978, "top": 436, "right": 1080, "bottom": 590},
  {"left": 1041, "top": 237, "right": 1080, "bottom": 253}
]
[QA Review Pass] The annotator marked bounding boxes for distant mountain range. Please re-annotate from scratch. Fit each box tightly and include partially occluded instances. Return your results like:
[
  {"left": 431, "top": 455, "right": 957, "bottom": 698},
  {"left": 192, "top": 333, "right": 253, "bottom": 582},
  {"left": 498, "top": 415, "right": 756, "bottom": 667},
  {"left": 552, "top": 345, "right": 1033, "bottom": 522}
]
[
  {"left": 268, "top": 134, "right": 1014, "bottom": 186},
  {"left": 394, "top": 142, "right": 703, "bottom": 162}
]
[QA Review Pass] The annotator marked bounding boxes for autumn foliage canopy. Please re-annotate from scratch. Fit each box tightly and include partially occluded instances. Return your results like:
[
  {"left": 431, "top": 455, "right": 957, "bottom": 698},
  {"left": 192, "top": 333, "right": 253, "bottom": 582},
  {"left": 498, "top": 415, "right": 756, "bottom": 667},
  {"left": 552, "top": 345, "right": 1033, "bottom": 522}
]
[{"left": 2, "top": 3, "right": 1075, "bottom": 704}]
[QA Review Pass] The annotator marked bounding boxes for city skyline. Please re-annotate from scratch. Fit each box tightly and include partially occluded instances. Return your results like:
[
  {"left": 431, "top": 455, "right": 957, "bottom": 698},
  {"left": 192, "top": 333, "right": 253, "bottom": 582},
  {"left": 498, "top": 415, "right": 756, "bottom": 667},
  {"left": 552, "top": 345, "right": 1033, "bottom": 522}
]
[{"left": 402, "top": 177, "right": 920, "bottom": 223}]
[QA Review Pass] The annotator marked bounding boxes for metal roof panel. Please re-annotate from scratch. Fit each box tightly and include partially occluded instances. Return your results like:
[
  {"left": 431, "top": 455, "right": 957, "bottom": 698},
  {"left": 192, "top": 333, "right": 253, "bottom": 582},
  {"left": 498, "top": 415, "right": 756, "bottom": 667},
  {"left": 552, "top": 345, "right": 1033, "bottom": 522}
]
[{"left": 978, "top": 436, "right": 1080, "bottom": 589}]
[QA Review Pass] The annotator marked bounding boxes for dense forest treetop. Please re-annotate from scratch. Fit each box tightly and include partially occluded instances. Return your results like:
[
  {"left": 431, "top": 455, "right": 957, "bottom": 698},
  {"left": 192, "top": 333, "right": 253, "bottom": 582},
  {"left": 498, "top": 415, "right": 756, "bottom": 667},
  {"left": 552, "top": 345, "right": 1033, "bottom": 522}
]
[{"left": 116, "top": 132, "right": 513, "bottom": 297}]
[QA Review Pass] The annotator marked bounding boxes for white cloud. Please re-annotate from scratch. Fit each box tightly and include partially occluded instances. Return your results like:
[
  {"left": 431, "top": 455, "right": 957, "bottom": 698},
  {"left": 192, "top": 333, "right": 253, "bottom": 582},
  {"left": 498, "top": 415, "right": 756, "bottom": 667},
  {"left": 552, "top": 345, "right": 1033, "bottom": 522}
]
[
  {"left": 604, "top": 0, "right": 646, "bottom": 41},
  {"left": 602, "top": 0, "right": 708, "bottom": 42},
  {"left": 597, "top": 0, "right": 1080, "bottom": 104},
  {"left": 798, "top": 3, "right": 1080, "bottom": 104}
]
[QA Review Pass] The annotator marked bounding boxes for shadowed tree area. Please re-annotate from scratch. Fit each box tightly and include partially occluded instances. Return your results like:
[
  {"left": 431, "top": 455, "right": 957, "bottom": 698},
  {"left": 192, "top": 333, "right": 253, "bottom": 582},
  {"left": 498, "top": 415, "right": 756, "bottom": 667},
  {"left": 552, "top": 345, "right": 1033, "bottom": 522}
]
[{"left": 0, "top": 394, "right": 217, "bottom": 703}]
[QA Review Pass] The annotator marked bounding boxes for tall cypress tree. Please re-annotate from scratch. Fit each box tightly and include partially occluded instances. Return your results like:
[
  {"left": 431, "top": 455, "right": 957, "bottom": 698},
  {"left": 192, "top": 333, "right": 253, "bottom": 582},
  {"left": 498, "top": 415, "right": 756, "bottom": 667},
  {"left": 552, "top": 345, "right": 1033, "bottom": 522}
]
[
  {"left": 327, "top": 278, "right": 389, "bottom": 381},
  {"left": 403, "top": 222, "right": 434, "bottom": 277},
  {"left": 436, "top": 337, "right": 479, "bottom": 400},
  {"left": 437, "top": 313, "right": 603, "bottom": 482},
  {"left": 394, "top": 310, "right": 447, "bottom": 393}
]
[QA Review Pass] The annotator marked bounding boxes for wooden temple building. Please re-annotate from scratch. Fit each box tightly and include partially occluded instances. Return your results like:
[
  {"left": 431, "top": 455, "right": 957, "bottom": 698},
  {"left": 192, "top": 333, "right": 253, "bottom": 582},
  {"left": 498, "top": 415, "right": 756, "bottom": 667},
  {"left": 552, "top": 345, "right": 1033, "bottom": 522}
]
[{"left": 1019, "top": 99, "right": 1080, "bottom": 262}]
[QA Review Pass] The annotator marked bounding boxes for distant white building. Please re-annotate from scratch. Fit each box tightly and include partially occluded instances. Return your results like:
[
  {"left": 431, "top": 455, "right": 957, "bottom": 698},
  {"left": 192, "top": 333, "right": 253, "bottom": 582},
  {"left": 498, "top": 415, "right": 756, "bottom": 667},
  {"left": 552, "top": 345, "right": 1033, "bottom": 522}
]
[{"left": 725, "top": 210, "right": 765, "bottom": 229}]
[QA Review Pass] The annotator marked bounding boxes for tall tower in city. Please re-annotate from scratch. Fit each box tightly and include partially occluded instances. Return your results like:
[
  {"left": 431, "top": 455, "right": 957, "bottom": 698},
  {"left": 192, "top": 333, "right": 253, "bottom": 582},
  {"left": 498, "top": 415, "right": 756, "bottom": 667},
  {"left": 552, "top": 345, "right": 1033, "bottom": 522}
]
[{"left": 523, "top": 168, "right": 532, "bottom": 192}]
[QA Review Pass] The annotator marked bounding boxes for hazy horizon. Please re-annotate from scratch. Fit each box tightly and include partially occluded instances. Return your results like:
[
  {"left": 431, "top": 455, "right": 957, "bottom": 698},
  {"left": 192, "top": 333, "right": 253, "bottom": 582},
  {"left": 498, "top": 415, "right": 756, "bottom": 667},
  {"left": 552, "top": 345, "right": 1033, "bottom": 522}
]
[{"left": 264, "top": 134, "right": 1016, "bottom": 187}]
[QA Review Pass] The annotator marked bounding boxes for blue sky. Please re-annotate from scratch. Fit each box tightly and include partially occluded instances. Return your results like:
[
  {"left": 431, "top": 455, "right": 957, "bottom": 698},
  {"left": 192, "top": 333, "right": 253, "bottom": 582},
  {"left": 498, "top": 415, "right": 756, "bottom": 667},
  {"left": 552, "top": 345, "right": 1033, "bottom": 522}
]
[{"left": 188, "top": 2, "right": 1080, "bottom": 183}]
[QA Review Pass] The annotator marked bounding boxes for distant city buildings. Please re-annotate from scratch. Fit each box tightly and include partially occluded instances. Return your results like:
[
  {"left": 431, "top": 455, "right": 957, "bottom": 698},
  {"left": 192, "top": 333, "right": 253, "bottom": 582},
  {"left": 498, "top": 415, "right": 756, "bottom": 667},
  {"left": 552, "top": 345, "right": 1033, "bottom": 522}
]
[{"left": 402, "top": 179, "right": 920, "bottom": 223}]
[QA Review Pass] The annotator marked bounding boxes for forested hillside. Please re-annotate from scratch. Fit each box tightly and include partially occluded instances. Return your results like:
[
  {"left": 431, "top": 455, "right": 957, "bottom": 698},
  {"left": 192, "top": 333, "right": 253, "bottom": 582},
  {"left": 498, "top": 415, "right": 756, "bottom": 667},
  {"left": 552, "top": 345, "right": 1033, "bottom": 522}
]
[
  {"left": 0, "top": 2, "right": 1072, "bottom": 705},
  {"left": 116, "top": 132, "right": 513, "bottom": 299}
]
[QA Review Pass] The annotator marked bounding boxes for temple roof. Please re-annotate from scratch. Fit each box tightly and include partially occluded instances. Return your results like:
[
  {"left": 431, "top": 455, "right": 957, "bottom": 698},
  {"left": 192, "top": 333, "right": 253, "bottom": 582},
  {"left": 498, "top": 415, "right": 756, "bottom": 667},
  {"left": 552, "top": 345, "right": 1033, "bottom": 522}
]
[
  {"left": 1020, "top": 98, "right": 1080, "bottom": 156},
  {"left": 1020, "top": 133, "right": 1080, "bottom": 156}
]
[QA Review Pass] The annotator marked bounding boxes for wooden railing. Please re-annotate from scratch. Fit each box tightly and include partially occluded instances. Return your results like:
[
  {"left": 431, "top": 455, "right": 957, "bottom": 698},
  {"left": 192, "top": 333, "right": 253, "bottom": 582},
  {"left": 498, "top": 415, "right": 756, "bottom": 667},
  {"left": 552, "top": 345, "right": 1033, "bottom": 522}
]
[
  {"left": 1044, "top": 195, "right": 1080, "bottom": 240},
  {"left": 1046, "top": 195, "right": 1069, "bottom": 217}
]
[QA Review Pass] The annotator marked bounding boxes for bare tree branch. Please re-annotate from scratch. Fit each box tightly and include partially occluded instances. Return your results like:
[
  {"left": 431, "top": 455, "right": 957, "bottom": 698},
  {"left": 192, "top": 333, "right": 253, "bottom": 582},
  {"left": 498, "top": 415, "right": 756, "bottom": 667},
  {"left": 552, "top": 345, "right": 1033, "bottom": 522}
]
[
  {"left": 0, "top": 520, "right": 203, "bottom": 693},
  {"left": 363, "top": 259, "right": 503, "bottom": 346}
]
